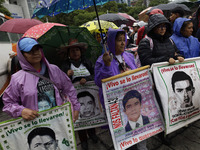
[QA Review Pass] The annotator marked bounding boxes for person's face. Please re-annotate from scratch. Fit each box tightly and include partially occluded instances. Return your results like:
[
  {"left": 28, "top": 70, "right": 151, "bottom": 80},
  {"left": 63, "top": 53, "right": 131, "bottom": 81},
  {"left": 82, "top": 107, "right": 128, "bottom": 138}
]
[
  {"left": 154, "top": 23, "right": 167, "bottom": 36},
  {"left": 181, "top": 22, "right": 193, "bottom": 38},
  {"left": 174, "top": 80, "right": 194, "bottom": 108},
  {"left": 115, "top": 34, "right": 126, "bottom": 55},
  {"left": 79, "top": 96, "right": 95, "bottom": 118},
  {"left": 133, "top": 26, "right": 139, "bottom": 32},
  {"left": 69, "top": 47, "right": 81, "bottom": 61},
  {"left": 38, "top": 100, "right": 51, "bottom": 111},
  {"left": 23, "top": 45, "right": 42, "bottom": 66},
  {"left": 30, "top": 135, "right": 57, "bottom": 150},
  {"left": 124, "top": 97, "right": 141, "bottom": 122},
  {"left": 170, "top": 13, "right": 178, "bottom": 23}
]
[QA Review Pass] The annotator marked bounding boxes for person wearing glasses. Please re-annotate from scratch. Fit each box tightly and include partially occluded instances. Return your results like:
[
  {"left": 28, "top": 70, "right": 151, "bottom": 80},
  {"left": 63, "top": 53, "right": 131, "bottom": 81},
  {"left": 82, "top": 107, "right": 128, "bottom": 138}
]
[
  {"left": 138, "top": 14, "right": 184, "bottom": 66},
  {"left": 2, "top": 38, "right": 80, "bottom": 122},
  {"left": 171, "top": 17, "right": 200, "bottom": 59}
]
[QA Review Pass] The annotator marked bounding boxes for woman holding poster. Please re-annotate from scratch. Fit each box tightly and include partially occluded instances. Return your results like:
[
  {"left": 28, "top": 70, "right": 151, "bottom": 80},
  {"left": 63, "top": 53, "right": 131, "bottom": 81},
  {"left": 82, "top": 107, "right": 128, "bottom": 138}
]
[
  {"left": 94, "top": 29, "right": 146, "bottom": 150},
  {"left": 138, "top": 14, "right": 184, "bottom": 66},
  {"left": 2, "top": 38, "right": 80, "bottom": 121},
  {"left": 60, "top": 39, "right": 98, "bottom": 150}
]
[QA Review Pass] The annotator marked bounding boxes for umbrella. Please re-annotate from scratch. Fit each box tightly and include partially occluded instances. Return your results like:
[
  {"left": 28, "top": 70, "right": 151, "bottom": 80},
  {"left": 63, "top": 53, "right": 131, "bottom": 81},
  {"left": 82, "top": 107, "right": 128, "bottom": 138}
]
[
  {"left": 23, "top": 22, "right": 66, "bottom": 39},
  {"left": 0, "top": 18, "right": 43, "bottom": 34},
  {"left": 33, "top": 0, "right": 112, "bottom": 18},
  {"left": 138, "top": 7, "right": 152, "bottom": 22},
  {"left": 36, "top": 26, "right": 102, "bottom": 66},
  {"left": 94, "top": 13, "right": 129, "bottom": 27},
  {"left": 80, "top": 20, "right": 118, "bottom": 34},
  {"left": 147, "top": 3, "right": 191, "bottom": 17},
  {"left": 118, "top": 13, "right": 136, "bottom": 26}
]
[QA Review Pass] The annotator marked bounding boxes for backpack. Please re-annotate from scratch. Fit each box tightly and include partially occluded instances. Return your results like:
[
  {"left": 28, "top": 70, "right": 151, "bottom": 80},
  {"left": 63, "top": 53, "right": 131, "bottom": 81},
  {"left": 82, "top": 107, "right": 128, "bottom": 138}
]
[{"left": 145, "top": 36, "right": 174, "bottom": 51}]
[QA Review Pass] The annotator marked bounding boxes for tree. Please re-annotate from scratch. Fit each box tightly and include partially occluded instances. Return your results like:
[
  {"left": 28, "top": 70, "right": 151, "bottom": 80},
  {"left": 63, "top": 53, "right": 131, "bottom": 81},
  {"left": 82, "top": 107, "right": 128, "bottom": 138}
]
[
  {"left": 0, "top": 0, "right": 11, "bottom": 16},
  {"left": 149, "top": 0, "right": 169, "bottom": 7}
]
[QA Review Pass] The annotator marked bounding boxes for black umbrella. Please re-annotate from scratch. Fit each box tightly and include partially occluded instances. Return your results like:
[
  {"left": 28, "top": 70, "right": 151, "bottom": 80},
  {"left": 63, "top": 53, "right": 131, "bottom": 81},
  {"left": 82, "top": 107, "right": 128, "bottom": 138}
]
[
  {"left": 94, "top": 13, "right": 129, "bottom": 27},
  {"left": 148, "top": 3, "right": 191, "bottom": 17}
]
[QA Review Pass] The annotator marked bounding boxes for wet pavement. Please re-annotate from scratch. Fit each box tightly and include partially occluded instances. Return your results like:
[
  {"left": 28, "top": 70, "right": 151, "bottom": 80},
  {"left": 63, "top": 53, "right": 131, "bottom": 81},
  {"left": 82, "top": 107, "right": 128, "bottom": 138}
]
[{"left": 0, "top": 102, "right": 200, "bottom": 150}]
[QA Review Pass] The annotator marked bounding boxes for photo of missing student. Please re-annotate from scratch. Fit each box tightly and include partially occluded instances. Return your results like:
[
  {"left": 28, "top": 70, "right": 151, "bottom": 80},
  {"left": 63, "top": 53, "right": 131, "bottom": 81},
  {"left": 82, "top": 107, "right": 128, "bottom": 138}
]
[
  {"left": 77, "top": 91, "right": 100, "bottom": 119},
  {"left": 27, "top": 127, "right": 60, "bottom": 150}
]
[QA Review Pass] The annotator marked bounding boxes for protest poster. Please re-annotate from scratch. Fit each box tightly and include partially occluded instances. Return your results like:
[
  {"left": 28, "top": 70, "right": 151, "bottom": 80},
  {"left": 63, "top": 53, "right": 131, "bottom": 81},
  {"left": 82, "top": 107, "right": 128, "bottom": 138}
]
[
  {"left": 151, "top": 57, "right": 200, "bottom": 134},
  {"left": 73, "top": 81, "right": 107, "bottom": 131},
  {"left": 102, "top": 66, "right": 164, "bottom": 150},
  {"left": 0, "top": 103, "right": 76, "bottom": 150}
]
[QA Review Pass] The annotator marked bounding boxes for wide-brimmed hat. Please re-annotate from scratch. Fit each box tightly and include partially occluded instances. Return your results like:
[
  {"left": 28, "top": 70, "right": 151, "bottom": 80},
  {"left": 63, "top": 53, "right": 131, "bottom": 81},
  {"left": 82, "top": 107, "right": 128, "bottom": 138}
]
[{"left": 63, "top": 39, "right": 88, "bottom": 52}]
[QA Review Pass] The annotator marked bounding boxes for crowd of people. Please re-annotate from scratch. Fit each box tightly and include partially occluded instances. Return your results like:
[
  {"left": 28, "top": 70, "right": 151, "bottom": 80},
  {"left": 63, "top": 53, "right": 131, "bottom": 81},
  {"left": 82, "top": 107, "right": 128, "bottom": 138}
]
[{"left": 2, "top": 6, "right": 200, "bottom": 150}]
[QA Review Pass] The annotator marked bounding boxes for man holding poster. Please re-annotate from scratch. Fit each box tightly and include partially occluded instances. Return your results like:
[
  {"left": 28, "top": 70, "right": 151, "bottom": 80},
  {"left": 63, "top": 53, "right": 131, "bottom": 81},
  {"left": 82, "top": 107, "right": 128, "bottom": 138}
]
[
  {"left": 171, "top": 71, "right": 195, "bottom": 108},
  {"left": 123, "top": 90, "right": 150, "bottom": 132}
]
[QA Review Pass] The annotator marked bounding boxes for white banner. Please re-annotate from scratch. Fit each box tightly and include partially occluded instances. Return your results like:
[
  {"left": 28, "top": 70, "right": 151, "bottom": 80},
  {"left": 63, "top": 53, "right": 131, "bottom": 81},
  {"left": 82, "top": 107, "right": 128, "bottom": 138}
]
[
  {"left": 73, "top": 81, "right": 107, "bottom": 131},
  {"left": 0, "top": 103, "right": 76, "bottom": 150},
  {"left": 102, "top": 66, "right": 164, "bottom": 150},
  {"left": 151, "top": 57, "right": 200, "bottom": 134}
]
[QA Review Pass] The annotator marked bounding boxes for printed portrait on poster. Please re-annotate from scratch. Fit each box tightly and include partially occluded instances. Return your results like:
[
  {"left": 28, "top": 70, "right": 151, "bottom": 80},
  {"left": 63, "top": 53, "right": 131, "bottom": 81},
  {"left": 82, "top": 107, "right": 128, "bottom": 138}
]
[
  {"left": 77, "top": 91, "right": 100, "bottom": 119},
  {"left": 27, "top": 127, "right": 60, "bottom": 150},
  {"left": 122, "top": 90, "right": 150, "bottom": 132}
]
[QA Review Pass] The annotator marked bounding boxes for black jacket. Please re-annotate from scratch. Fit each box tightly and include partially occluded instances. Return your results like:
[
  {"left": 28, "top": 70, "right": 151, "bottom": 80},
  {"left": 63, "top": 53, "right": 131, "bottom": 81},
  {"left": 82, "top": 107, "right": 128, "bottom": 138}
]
[
  {"left": 138, "top": 14, "right": 181, "bottom": 66},
  {"left": 60, "top": 58, "right": 94, "bottom": 83}
]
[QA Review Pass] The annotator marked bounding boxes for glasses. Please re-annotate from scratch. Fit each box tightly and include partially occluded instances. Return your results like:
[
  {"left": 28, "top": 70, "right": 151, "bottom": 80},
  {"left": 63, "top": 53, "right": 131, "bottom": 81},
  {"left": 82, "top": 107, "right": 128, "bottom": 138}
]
[{"left": 157, "top": 25, "right": 167, "bottom": 29}]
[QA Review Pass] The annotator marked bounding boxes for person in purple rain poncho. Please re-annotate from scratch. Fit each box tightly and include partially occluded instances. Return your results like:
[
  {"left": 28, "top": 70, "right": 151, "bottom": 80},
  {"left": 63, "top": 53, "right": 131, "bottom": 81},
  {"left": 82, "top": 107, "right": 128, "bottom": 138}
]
[
  {"left": 95, "top": 29, "right": 148, "bottom": 150},
  {"left": 2, "top": 37, "right": 80, "bottom": 121},
  {"left": 95, "top": 28, "right": 137, "bottom": 108}
]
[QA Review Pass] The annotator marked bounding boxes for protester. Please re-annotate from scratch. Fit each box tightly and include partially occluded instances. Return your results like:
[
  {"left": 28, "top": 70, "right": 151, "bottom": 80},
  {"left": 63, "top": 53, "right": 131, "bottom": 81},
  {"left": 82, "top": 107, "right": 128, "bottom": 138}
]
[
  {"left": 131, "top": 22, "right": 140, "bottom": 44},
  {"left": 138, "top": 14, "right": 184, "bottom": 66},
  {"left": 136, "top": 9, "right": 164, "bottom": 45},
  {"left": 171, "top": 18, "right": 200, "bottom": 58},
  {"left": 169, "top": 7, "right": 185, "bottom": 24},
  {"left": 2, "top": 37, "right": 80, "bottom": 122},
  {"left": 138, "top": 14, "right": 184, "bottom": 145},
  {"left": 94, "top": 28, "right": 147, "bottom": 150},
  {"left": 60, "top": 39, "right": 98, "bottom": 150},
  {"left": 192, "top": 6, "right": 200, "bottom": 41}
]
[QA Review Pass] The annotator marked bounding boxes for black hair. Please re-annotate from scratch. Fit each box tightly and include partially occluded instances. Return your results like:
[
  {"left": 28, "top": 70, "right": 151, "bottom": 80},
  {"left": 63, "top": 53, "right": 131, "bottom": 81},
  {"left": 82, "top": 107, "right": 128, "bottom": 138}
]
[
  {"left": 115, "top": 31, "right": 125, "bottom": 40},
  {"left": 77, "top": 91, "right": 95, "bottom": 103},
  {"left": 171, "top": 7, "right": 185, "bottom": 17},
  {"left": 122, "top": 90, "right": 142, "bottom": 109},
  {"left": 171, "top": 71, "right": 193, "bottom": 92},
  {"left": 27, "top": 127, "right": 56, "bottom": 147},
  {"left": 180, "top": 20, "right": 193, "bottom": 34},
  {"left": 123, "top": 26, "right": 129, "bottom": 32}
]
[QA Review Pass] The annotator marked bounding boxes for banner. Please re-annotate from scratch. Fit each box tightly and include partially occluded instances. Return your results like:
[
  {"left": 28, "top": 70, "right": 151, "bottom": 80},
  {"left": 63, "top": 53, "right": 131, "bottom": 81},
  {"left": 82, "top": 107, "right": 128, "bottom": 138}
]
[
  {"left": 151, "top": 57, "right": 200, "bottom": 134},
  {"left": 0, "top": 103, "right": 76, "bottom": 150},
  {"left": 73, "top": 81, "right": 107, "bottom": 131},
  {"left": 102, "top": 66, "right": 164, "bottom": 150}
]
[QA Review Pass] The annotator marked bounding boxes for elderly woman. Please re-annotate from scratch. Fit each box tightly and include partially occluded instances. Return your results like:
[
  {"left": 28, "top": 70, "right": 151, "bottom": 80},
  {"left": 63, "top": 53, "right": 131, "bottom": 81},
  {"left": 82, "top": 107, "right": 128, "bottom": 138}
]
[
  {"left": 138, "top": 14, "right": 184, "bottom": 66},
  {"left": 171, "top": 17, "right": 200, "bottom": 58},
  {"left": 3, "top": 37, "right": 80, "bottom": 121},
  {"left": 60, "top": 39, "right": 97, "bottom": 150}
]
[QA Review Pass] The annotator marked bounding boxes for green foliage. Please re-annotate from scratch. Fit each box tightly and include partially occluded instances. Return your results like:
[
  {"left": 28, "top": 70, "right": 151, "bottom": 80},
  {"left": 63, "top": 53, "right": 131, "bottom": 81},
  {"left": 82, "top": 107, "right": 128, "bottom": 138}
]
[
  {"left": 36, "top": 0, "right": 171, "bottom": 26},
  {"left": 0, "top": 0, "right": 11, "bottom": 16},
  {"left": 0, "top": 6, "right": 11, "bottom": 16},
  {"left": 0, "top": 0, "right": 5, "bottom": 5},
  {"left": 149, "top": 0, "right": 169, "bottom": 7}
]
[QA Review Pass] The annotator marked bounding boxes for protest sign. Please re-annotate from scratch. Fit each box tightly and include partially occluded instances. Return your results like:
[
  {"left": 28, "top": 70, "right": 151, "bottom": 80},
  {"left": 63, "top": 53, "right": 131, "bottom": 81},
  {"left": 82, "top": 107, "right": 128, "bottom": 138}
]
[
  {"left": 0, "top": 103, "right": 76, "bottom": 150},
  {"left": 151, "top": 57, "right": 200, "bottom": 134},
  {"left": 73, "top": 81, "right": 107, "bottom": 131},
  {"left": 102, "top": 66, "right": 164, "bottom": 150}
]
